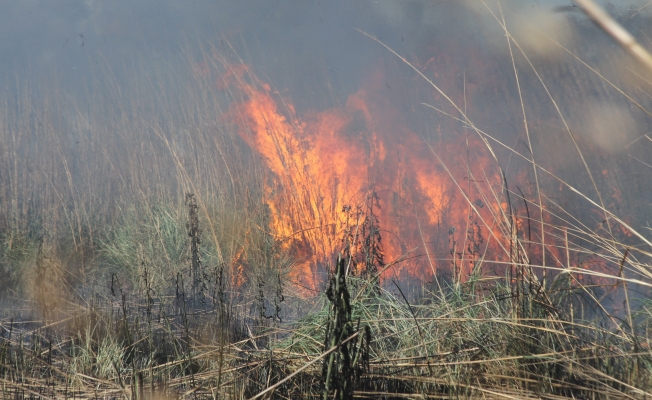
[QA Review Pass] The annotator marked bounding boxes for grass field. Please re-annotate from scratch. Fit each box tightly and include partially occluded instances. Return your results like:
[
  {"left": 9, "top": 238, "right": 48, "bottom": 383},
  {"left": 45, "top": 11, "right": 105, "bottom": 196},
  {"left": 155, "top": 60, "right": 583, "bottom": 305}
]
[{"left": 2, "top": 6, "right": 652, "bottom": 398}]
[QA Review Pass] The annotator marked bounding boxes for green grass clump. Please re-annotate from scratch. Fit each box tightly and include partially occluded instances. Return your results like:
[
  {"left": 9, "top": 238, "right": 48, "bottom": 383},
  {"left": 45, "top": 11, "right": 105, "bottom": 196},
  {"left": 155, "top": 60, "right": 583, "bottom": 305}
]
[
  {"left": 99, "top": 201, "right": 189, "bottom": 290},
  {"left": 277, "top": 271, "right": 652, "bottom": 398}
]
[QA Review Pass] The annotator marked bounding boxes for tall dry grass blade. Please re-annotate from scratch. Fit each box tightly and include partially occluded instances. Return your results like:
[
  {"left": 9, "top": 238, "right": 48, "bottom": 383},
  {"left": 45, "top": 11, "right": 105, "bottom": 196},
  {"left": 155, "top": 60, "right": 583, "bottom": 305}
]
[{"left": 575, "top": 0, "right": 652, "bottom": 71}]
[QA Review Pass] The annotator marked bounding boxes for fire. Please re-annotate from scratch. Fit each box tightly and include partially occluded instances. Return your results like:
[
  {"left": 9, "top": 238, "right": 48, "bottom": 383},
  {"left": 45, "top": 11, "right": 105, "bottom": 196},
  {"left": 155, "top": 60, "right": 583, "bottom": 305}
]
[{"left": 221, "top": 64, "right": 507, "bottom": 292}]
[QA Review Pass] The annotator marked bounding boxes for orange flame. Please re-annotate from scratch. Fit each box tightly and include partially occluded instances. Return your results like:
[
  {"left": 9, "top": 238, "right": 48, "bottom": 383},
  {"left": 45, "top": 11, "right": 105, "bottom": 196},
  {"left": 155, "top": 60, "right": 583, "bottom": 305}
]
[{"left": 222, "top": 64, "right": 506, "bottom": 292}]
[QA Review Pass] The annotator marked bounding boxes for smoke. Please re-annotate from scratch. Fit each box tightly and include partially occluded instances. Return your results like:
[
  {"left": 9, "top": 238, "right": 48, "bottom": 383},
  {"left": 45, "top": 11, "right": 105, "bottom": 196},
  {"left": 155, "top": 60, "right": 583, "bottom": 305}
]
[
  {"left": 2, "top": 1, "right": 650, "bottom": 91},
  {"left": 577, "top": 101, "right": 642, "bottom": 153},
  {"left": 2, "top": 0, "right": 652, "bottom": 269}
]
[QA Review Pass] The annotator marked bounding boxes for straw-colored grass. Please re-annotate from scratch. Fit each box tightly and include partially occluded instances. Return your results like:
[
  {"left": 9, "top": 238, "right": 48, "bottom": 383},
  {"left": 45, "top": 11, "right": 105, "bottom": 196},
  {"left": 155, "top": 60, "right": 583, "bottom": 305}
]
[{"left": 1, "top": 8, "right": 652, "bottom": 398}]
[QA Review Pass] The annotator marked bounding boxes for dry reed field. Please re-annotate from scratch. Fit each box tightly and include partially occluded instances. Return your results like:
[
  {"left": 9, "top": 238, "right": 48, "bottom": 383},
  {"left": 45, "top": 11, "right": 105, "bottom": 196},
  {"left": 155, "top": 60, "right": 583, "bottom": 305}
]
[{"left": 1, "top": 1, "right": 652, "bottom": 399}]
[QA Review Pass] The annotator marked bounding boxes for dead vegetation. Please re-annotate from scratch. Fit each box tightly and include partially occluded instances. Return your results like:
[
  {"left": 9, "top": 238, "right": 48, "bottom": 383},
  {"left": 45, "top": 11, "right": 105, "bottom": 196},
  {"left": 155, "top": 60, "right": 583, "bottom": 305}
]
[
  {"left": 2, "top": 9, "right": 652, "bottom": 399},
  {"left": 1, "top": 181, "right": 651, "bottom": 399}
]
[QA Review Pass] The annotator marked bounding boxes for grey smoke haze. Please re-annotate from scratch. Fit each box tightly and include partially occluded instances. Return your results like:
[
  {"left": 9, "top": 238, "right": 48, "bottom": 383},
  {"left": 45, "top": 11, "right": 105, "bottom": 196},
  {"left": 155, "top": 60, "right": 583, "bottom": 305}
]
[
  {"left": 2, "top": 0, "right": 652, "bottom": 229},
  {"left": 2, "top": 1, "right": 649, "bottom": 85}
]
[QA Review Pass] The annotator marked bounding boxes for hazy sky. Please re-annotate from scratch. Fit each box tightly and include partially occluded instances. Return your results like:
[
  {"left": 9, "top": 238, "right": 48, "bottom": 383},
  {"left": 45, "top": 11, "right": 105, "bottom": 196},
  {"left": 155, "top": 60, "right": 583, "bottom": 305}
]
[
  {"left": 3, "top": 0, "right": 651, "bottom": 182},
  {"left": 2, "top": 1, "right": 649, "bottom": 85}
]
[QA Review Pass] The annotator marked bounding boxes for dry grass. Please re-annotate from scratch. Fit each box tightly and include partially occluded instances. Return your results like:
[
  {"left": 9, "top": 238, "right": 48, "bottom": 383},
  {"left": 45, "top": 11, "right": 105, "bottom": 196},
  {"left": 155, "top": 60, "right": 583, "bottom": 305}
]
[{"left": 1, "top": 14, "right": 652, "bottom": 399}]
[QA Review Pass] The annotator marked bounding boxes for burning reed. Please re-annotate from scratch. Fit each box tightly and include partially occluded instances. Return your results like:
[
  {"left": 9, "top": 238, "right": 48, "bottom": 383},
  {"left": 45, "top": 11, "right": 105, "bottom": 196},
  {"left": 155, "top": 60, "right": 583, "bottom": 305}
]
[{"left": 1, "top": 7, "right": 652, "bottom": 398}]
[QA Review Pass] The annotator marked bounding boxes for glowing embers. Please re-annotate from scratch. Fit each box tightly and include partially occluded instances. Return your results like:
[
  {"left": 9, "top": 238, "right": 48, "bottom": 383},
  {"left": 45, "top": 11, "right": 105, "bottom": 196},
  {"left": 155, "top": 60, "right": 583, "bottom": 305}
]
[{"left": 224, "top": 65, "right": 505, "bottom": 292}]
